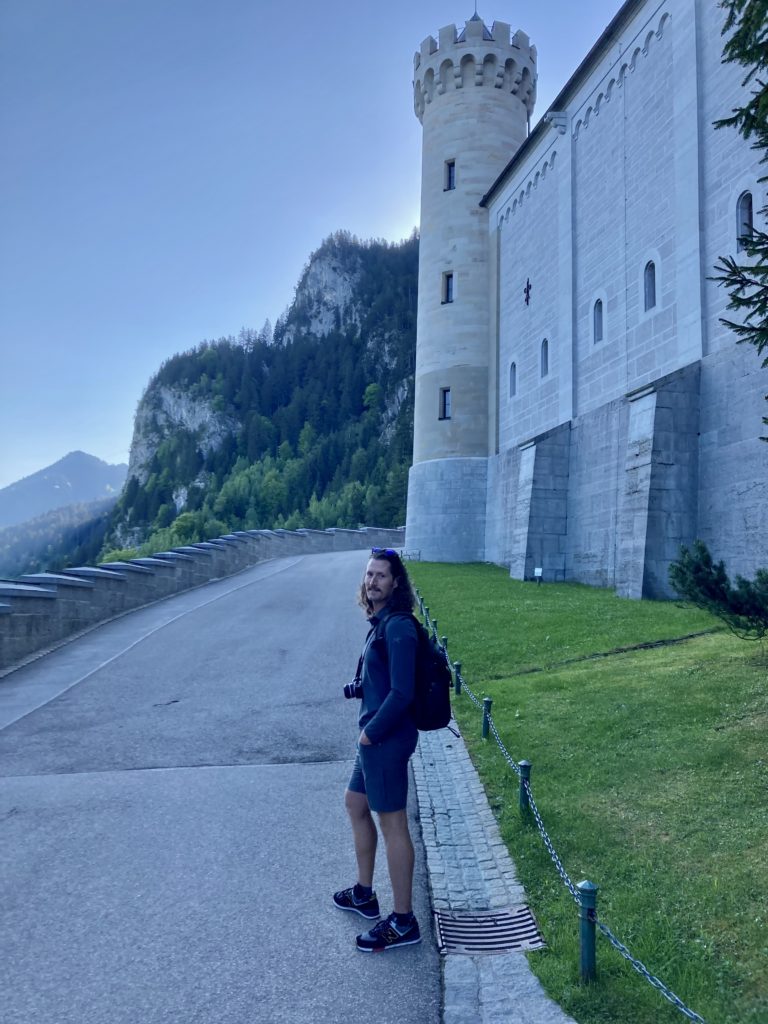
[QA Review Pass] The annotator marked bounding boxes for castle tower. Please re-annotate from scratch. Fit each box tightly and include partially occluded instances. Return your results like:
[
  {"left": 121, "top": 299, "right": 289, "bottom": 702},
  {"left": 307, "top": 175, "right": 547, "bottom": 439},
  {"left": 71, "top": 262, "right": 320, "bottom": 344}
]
[{"left": 405, "top": 13, "right": 536, "bottom": 560}]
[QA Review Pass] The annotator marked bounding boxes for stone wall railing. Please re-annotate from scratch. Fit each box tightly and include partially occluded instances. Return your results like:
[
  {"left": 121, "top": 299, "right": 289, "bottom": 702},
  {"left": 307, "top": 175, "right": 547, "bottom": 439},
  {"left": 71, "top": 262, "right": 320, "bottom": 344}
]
[{"left": 0, "top": 526, "right": 405, "bottom": 674}]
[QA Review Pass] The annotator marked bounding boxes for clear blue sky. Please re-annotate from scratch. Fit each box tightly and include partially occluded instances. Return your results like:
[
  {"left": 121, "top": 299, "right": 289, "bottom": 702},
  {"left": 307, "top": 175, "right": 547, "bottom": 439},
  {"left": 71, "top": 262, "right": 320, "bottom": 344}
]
[{"left": 0, "top": 0, "right": 623, "bottom": 489}]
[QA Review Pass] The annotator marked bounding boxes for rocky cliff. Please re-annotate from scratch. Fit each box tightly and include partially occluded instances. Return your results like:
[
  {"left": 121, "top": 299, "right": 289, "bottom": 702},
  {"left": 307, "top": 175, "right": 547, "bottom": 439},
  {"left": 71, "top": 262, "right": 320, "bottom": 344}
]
[{"left": 104, "top": 231, "right": 418, "bottom": 554}]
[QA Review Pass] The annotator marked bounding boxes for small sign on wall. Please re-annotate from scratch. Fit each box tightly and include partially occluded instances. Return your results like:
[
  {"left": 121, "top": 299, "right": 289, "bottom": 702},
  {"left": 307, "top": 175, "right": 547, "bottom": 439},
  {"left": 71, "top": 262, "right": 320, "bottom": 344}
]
[{"left": 534, "top": 567, "right": 543, "bottom": 584}]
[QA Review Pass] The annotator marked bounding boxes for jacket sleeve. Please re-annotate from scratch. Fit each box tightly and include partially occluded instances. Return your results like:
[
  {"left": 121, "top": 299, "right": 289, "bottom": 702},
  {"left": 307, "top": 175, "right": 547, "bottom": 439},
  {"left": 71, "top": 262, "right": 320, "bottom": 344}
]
[{"left": 362, "top": 615, "right": 417, "bottom": 744}]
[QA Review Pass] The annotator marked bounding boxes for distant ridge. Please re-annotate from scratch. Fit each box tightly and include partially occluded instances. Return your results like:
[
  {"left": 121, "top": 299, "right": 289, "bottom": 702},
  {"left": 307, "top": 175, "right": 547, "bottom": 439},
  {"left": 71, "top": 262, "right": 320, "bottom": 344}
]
[{"left": 0, "top": 451, "right": 127, "bottom": 529}]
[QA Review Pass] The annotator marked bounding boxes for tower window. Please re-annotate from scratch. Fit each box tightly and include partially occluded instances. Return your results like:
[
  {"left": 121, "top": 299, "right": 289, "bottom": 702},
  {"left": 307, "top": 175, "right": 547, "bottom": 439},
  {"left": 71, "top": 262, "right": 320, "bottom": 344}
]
[
  {"left": 540, "top": 338, "right": 549, "bottom": 378},
  {"left": 593, "top": 299, "right": 604, "bottom": 343},
  {"left": 439, "top": 386, "right": 452, "bottom": 420},
  {"left": 644, "top": 261, "right": 656, "bottom": 311},
  {"left": 442, "top": 271, "right": 454, "bottom": 304},
  {"left": 444, "top": 159, "right": 456, "bottom": 191},
  {"left": 509, "top": 361, "right": 517, "bottom": 398},
  {"left": 737, "top": 191, "right": 753, "bottom": 252}
]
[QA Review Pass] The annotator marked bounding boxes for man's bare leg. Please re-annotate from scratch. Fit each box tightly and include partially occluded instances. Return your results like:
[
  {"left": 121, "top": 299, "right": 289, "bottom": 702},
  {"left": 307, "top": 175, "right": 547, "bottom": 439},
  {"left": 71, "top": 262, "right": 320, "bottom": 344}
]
[
  {"left": 345, "top": 789, "right": 377, "bottom": 887},
  {"left": 377, "top": 809, "right": 415, "bottom": 914}
]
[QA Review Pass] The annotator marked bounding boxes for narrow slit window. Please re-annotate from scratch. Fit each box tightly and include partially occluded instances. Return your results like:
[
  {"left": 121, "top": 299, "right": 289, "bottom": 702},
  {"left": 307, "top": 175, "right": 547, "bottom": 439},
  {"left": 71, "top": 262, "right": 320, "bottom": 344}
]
[
  {"left": 509, "top": 361, "right": 517, "bottom": 398},
  {"left": 439, "top": 386, "right": 452, "bottom": 420},
  {"left": 593, "top": 299, "right": 603, "bottom": 343},
  {"left": 444, "top": 159, "right": 456, "bottom": 191},
  {"left": 737, "top": 191, "right": 753, "bottom": 252},
  {"left": 540, "top": 338, "right": 549, "bottom": 378},
  {"left": 442, "top": 271, "right": 454, "bottom": 304},
  {"left": 644, "top": 261, "right": 656, "bottom": 311}
]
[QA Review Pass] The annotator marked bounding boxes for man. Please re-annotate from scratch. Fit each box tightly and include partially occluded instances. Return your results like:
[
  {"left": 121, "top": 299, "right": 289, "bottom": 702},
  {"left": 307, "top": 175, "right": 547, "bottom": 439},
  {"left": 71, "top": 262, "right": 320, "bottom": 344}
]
[{"left": 333, "top": 548, "right": 421, "bottom": 952}]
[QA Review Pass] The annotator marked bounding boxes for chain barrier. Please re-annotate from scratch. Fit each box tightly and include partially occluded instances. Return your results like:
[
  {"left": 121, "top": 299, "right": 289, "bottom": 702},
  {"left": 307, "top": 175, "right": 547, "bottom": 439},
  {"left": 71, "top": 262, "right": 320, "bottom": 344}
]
[
  {"left": 595, "top": 923, "right": 706, "bottom": 1023},
  {"left": 418, "top": 593, "right": 708, "bottom": 1024},
  {"left": 523, "top": 778, "right": 582, "bottom": 904},
  {"left": 487, "top": 712, "right": 522, "bottom": 778},
  {"left": 455, "top": 670, "right": 483, "bottom": 711}
]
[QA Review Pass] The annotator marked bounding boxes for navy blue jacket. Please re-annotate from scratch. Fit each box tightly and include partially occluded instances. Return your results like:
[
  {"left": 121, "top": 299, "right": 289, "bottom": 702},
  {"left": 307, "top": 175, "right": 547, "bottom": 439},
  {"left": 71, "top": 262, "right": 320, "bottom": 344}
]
[{"left": 358, "top": 605, "right": 417, "bottom": 744}]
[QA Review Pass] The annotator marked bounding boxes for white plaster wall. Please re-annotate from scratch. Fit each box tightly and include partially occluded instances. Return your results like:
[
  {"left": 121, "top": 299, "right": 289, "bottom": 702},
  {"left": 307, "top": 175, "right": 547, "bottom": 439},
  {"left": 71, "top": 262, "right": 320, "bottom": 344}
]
[
  {"left": 695, "top": 0, "right": 768, "bottom": 578},
  {"left": 572, "top": 66, "right": 626, "bottom": 417},
  {"left": 495, "top": 135, "right": 565, "bottom": 448}
]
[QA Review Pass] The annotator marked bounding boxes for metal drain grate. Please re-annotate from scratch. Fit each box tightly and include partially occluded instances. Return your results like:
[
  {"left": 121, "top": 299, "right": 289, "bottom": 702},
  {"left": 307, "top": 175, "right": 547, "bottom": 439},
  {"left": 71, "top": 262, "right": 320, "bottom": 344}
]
[{"left": 434, "top": 906, "right": 546, "bottom": 955}]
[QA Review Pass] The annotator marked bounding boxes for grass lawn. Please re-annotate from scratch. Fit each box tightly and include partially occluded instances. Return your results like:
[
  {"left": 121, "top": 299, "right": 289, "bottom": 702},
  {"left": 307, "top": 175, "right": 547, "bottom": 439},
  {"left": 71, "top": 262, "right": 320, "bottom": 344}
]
[{"left": 408, "top": 563, "right": 767, "bottom": 1024}]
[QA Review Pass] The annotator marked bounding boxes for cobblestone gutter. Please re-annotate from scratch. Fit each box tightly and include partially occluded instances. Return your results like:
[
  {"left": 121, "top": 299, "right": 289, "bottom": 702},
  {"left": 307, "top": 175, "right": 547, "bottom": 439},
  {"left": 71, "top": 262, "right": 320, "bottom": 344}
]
[{"left": 413, "top": 727, "right": 576, "bottom": 1024}]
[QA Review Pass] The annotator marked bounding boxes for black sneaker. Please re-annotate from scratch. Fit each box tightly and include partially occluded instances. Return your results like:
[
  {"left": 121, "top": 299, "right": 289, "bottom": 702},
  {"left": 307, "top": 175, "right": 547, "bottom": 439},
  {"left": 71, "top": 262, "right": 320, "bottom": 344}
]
[
  {"left": 332, "top": 886, "right": 381, "bottom": 920},
  {"left": 356, "top": 913, "right": 421, "bottom": 952}
]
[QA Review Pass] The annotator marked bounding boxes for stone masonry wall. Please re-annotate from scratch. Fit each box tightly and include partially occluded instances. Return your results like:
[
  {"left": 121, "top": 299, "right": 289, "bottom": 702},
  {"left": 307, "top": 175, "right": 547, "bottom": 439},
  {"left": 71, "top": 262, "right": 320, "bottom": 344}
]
[
  {"left": 0, "top": 526, "right": 405, "bottom": 674},
  {"left": 565, "top": 396, "right": 628, "bottom": 589}
]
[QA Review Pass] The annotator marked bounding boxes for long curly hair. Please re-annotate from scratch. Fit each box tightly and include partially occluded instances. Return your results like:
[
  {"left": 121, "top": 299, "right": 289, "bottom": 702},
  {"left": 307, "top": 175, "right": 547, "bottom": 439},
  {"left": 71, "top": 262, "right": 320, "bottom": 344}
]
[{"left": 357, "top": 549, "right": 416, "bottom": 618}]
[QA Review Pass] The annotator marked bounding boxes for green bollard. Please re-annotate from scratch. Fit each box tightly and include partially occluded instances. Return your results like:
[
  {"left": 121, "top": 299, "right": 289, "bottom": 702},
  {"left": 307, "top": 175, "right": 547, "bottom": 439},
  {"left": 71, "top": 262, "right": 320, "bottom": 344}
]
[
  {"left": 482, "top": 696, "right": 493, "bottom": 739},
  {"left": 577, "top": 880, "right": 599, "bottom": 983},
  {"left": 453, "top": 662, "right": 462, "bottom": 694},
  {"left": 518, "top": 760, "right": 531, "bottom": 813}
]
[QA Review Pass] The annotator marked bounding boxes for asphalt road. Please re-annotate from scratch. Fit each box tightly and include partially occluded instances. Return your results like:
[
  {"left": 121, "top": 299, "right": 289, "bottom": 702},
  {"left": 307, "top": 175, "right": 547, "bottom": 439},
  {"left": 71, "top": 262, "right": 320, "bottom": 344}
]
[{"left": 0, "top": 551, "right": 441, "bottom": 1024}]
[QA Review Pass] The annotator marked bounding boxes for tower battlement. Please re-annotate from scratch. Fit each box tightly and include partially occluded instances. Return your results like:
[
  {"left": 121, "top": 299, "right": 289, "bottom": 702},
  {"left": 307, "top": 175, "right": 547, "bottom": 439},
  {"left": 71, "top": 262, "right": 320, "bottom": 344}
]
[{"left": 413, "top": 15, "right": 536, "bottom": 123}]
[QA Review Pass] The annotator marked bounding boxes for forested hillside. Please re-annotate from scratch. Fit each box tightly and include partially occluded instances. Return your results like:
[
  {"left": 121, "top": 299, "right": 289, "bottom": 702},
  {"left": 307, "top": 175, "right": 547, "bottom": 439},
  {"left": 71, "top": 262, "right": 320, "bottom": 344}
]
[
  {"left": 101, "top": 231, "right": 418, "bottom": 558},
  {"left": 0, "top": 498, "right": 117, "bottom": 578}
]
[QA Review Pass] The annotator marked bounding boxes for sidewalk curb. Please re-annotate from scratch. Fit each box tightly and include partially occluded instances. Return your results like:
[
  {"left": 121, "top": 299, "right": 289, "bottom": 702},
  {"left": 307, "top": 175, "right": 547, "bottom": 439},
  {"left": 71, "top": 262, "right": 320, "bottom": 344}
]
[{"left": 413, "top": 727, "right": 577, "bottom": 1024}]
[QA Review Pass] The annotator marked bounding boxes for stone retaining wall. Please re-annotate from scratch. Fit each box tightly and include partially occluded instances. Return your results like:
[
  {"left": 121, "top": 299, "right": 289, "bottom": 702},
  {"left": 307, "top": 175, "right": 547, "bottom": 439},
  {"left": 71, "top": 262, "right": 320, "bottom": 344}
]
[{"left": 0, "top": 526, "right": 405, "bottom": 673}]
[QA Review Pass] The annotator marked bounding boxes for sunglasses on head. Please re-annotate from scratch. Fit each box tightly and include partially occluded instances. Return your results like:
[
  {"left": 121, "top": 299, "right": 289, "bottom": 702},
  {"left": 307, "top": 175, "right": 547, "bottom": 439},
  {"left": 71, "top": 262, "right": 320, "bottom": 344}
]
[{"left": 371, "top": 547, "right": 398, "bottom": 555}]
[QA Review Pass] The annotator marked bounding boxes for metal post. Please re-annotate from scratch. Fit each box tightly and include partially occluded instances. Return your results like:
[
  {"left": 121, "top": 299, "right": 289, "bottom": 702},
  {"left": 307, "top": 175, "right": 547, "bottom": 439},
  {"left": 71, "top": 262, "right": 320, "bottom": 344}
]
[
  {"left": 577, "top": 880, "right": 599, "bottom": 983},
  {"left": 482, "top": 697, "right": 492, "bottom": 739},
  {"left": 518, "top": 760, "right": 531, "bottom": 813},
  {"left": 441, "top": 636, "right": 448, "bottom": 656},
  {"left": 453, "top": 662, "right": 462, "bottom": 694}
]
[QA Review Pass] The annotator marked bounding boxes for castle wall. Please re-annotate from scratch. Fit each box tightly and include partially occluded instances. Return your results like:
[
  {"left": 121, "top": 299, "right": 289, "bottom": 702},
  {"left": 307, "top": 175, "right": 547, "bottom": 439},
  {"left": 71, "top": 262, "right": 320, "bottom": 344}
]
[
  {"left": 481, "top": 0, "right": 767, "bottom": 590},
  {"left": 564, "top": 397, "right": 628, "bottom": 589},
  {"left": 571, "top": 5, "right": 685, "bottom": 414},
  {"left": 695, "top": 0, "right": 768, "bottom": 580},
  {"left": 485, "top": 447, "right": 520, "bottom": 567},
  {"left": 415, "top": 1, "right": 767, "bottom": 588},
  {"left": 496, "top": 133, "right": 568, "bottom": 447}
]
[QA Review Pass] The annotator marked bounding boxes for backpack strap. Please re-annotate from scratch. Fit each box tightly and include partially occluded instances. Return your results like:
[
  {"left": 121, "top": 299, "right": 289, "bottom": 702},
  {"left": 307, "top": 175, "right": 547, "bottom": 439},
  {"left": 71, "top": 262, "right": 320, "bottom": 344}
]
[{"left": 354, "top": 623, "right": 378, "bottom": 684}]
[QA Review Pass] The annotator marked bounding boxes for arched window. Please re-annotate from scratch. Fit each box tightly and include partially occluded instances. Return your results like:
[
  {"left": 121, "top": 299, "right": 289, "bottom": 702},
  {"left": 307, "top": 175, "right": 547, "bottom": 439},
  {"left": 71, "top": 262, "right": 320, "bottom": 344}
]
[
  {"left": 540, "top": 338, "right": 549, "bottom": 378},
  {"left": 644, "top": 261, "right": 656, "bottom": 311},
  {"left": 509, "top": 361, "right": 517, "bottom": 398},
  {"left": 737, "top": 191, "right": 753, "bottom": 252},
  {"left": 593, "top": 299, "right": 604, "bottom": 343}
]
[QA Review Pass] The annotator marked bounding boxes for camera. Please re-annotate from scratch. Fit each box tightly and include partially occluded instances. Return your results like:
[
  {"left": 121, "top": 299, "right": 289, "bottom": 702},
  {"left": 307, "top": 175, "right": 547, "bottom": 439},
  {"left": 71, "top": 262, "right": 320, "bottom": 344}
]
[{"left": 343, "top": 681, "right": 363, "bottom": 700}]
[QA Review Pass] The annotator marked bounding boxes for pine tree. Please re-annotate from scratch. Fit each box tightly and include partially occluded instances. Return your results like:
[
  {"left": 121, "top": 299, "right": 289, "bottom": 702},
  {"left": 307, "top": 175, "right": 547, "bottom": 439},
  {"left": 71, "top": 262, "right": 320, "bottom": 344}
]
[{"left": 669, "top": 540, "right": 768, "bottom": 640}]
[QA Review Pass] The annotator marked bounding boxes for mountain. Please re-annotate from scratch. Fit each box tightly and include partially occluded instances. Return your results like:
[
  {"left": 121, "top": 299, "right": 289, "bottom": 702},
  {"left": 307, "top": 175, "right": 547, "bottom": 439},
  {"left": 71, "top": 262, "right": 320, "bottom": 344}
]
[
  {"left": 102, "top": 231, "right": 419, "bottom": 557},
  {"left": 0, "top": 451, "right": 128, "bottom": 530}
]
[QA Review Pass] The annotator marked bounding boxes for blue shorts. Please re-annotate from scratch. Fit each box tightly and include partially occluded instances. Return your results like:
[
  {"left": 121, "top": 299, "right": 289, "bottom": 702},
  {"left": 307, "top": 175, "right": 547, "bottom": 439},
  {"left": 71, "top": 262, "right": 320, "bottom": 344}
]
[{"left": 347, "top": 726, "right": 419, "bottom": 813}]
